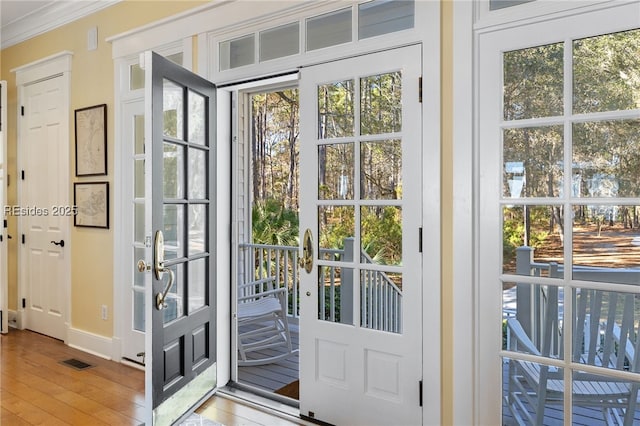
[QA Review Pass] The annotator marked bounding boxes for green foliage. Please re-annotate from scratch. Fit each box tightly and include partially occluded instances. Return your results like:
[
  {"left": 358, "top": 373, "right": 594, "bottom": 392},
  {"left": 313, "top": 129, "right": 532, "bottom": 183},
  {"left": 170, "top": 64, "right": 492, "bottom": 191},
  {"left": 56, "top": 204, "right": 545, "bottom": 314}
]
[
  {"left": 251, "top": 199, "right": 299, "bottom": 246},
  {"left": 503, "top": 206, "right": 550, "bottom": 263},
  {"left": 318, "top": 206, "right": 354, "bottom": 251},
  {"left": 361, "top": 207, "right": 402, "bottom": 265}
]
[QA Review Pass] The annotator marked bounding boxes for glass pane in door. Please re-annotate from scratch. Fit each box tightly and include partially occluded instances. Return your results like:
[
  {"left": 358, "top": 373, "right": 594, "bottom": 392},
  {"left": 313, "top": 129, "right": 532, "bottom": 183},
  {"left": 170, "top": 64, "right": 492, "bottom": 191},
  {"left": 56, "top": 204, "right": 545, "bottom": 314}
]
[
  {"left": 360, "top": 72, "right": 402, "bottom": 134},
  {"left": 163, "top": 80, "right": 184, "bottom": 139},
  {"left": 360, "top": 139, "right": 402, "bottom": 199},
  {"left": 317, "top": 80, "right": 354, "bottom": 138},
  {"left": 319, "top": 143, "right": 354, "bottom": 200}
]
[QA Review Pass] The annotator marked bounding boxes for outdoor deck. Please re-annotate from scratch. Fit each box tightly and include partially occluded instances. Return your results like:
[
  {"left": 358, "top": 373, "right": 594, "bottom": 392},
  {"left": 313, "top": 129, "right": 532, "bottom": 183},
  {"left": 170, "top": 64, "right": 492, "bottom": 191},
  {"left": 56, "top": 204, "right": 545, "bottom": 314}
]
[
  {"left": 236, "top": 327, "right": 640, "bottom": 424},
  {"left": 502, "top": 360, "right": 640, "bottom": 425},
  {"left": 237, "top": 323, "right": 300, "bottom": 396}
]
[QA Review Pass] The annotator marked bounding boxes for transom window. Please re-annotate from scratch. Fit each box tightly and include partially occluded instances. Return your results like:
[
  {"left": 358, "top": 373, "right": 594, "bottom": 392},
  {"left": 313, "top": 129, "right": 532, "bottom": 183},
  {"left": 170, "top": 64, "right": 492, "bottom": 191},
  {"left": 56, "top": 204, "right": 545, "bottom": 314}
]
[{"left": 218, "top": 0, "right": 415, "bottom": 71}]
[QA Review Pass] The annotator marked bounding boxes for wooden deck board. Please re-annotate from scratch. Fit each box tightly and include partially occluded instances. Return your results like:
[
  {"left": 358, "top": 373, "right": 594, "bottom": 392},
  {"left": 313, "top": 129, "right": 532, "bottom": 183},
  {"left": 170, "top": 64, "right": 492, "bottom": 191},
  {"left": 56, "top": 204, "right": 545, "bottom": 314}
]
[
  {"left": 502, "top": 360, "right": 640, "bottom": 425},
  {"left": 238, "top": 327, "right": 300, "bottom": 395}
]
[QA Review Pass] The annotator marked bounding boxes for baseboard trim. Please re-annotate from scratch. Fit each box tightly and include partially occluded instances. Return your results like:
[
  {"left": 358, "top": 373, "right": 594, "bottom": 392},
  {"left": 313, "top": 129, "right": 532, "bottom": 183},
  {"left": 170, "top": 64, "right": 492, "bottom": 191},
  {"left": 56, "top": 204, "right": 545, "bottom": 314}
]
[
  {"left": 67, "top": 327, "right": 113, "bottom": 360},
  {"left": 8, "top": 309, "right": 18, "bottom": 328}
]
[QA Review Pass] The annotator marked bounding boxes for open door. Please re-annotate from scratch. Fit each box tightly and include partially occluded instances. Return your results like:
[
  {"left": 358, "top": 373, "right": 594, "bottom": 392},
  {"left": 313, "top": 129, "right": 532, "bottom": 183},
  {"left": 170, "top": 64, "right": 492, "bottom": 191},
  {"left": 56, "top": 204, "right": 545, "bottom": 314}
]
[
  {"left": 140, "top": 51, "right": 217, "bottom": 425},
  {"left": 0, "top": 81, "right": 7, "bottom": 334},
  {"left": 298, "top": 45, "right": 423, "bottom": 425}
]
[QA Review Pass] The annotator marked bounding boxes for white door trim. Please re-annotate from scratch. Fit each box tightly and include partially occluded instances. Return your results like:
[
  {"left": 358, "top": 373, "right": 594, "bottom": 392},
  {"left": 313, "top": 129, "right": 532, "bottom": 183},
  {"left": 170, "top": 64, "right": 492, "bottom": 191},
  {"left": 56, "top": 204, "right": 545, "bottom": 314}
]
[
  {"left": 0, "top": 81, "right": 8, "bottom": 334},
  {"left": 14, "top": 51, "right": 72, "bottom": 340}
]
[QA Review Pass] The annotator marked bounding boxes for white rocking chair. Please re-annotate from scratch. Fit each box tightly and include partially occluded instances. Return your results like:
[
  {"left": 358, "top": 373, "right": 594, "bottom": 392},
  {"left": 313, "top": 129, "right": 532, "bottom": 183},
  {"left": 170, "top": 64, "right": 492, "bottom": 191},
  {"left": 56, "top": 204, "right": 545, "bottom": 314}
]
[
  {"left": 237, "top": 276, "right": 298, "bottom": 366},
  {"left": 506, "top": 287, "right": 640, "bottom": 426}
]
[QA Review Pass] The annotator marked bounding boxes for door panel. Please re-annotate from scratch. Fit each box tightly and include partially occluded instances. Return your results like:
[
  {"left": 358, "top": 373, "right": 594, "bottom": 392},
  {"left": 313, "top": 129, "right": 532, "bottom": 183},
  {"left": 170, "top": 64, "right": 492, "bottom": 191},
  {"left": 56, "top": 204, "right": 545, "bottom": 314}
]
[
  {"left": 142, "top": 51, "right": 217, "bottom": 426},
  {"left": 299, "top": 45, "right": 423, "bottom": 425},
  {"left": 22, "top": 77, "right": 67, "bottom": 340}
]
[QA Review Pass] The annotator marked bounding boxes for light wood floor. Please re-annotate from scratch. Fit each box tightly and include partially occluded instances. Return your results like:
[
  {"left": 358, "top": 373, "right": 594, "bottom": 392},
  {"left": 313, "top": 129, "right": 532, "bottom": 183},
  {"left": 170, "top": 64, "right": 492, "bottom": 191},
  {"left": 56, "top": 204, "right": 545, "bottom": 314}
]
[{"left": 1, "top": 329, "right": 305, "bottom": 425}]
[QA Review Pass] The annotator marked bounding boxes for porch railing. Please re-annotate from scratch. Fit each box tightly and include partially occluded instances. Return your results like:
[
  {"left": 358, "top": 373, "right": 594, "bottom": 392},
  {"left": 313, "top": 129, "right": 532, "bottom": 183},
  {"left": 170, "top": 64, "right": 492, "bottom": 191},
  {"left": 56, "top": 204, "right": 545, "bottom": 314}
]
[
  {"left": 239, "top": 238, "right": 403, "bottom": 332},
  {"left": 511, "top": 246, "right": 640, "bottom": 351}
]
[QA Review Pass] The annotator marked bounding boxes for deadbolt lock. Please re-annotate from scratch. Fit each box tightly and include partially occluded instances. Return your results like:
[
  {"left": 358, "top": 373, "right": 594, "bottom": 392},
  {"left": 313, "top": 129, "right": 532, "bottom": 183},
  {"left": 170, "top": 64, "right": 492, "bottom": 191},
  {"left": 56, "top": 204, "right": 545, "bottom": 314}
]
[{"left": 137, "top": 260, "right": 151, "bottom": 272}]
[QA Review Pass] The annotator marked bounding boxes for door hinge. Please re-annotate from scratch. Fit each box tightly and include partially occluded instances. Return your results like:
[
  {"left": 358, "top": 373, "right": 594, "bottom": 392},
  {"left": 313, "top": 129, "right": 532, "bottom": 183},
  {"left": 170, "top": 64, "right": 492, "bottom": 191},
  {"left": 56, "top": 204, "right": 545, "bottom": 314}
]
[
  {"left": 21, "top": 234, "right": 25, "bottom": 244},
  {"left": 419, "top": 380, "right": 423, "bottom": 406},
  {"left": 21, "top": 170, "right": 25, "bottom": 180},
  {"left": 22, "top": 298, "right": 26, "bottom": 309},
  {"left": 3, "top": 219, "right": 7, "bottom": 228},
  {"left": 419, "top": 227, "right": 423, "bottom": 253},
  {"left": 418, "top": 76, "right": 423, "bottom": 103},
  {"left": 21, "top": 106, "right": 24, "bottom": 116}
]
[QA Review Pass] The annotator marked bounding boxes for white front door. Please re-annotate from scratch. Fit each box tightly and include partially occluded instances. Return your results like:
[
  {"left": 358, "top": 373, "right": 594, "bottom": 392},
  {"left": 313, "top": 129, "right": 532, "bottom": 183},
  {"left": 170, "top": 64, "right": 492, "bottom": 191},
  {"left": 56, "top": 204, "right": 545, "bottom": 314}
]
[
  {"left": 21, "top": 75, "right": 69, "bottom": 340},
  {"left": 0, "top": 81, "right": 7, "bottom": 334},
  {"left": 299, "top": 45, "right": 423, "bottom": 425}
]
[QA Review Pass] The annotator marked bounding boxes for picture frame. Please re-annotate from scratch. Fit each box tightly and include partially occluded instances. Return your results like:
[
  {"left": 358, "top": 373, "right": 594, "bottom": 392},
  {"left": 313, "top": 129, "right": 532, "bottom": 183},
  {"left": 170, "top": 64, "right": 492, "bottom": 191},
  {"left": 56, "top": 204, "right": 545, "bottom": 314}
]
[
  {"left": 74, "top": 182, "right": 109, "bottom": 229},
  {"left": 75, "top": 104, "right": 107, "bottom": 176}
]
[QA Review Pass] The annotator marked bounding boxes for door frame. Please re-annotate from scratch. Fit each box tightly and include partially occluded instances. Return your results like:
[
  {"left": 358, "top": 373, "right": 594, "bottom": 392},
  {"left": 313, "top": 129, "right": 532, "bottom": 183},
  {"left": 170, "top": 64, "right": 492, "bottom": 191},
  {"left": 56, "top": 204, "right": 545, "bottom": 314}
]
[
  {"left": 226, "top": 73, "right": 301, "bottom": 387},
  {"left": 110, "top": 3, "right": 440, "bottom": 421},
  {"left": 0, "top": 80, "right": 7, "bottom": 334},
  {"left": 13, "top": 51, "right": 72, "bottom": 339}
]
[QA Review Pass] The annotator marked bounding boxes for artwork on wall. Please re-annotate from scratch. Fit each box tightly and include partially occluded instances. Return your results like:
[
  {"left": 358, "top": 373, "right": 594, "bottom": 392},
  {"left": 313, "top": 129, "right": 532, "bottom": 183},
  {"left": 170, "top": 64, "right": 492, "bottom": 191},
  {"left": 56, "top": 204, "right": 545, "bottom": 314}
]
[
  {"left": 75, "top": 103, "right": 107, "bottom": 176},
  {"left": 74, "top": 182, "right": 109, "bottom": 228}
]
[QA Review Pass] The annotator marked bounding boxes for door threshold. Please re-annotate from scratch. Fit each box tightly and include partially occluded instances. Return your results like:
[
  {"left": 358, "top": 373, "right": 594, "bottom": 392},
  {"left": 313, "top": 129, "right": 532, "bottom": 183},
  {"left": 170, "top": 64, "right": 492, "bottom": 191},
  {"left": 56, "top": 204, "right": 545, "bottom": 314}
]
[{"left": 217, "top": 385, "right": 305, "bottom": 423}]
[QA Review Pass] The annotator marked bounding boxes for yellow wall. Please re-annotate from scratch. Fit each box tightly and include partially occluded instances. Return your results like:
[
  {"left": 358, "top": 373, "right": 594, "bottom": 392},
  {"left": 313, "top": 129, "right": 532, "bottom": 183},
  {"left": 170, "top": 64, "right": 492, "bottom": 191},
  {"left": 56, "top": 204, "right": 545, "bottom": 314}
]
[{"left": 0, "top": 0, "right": 207, "bottom": 337}]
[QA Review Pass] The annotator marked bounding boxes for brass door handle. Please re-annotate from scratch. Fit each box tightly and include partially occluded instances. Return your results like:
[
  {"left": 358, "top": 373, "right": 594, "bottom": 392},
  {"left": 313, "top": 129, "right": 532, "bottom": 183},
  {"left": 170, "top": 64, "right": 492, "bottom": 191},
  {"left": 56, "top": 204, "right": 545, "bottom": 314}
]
[
  {"left": 156, "top": 267, "right": 175, "bottom": 310},
  {"left": 299, "top": 228, "right": 313, "bottom": 273},
  {"left": 152, "top": 230, "right": 174, "bottom": 310}
]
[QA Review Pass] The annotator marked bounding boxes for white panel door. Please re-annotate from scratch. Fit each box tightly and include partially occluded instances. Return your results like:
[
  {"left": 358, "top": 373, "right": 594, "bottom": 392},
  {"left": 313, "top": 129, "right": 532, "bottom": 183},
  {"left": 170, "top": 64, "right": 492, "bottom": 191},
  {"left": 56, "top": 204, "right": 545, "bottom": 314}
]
[
  {"left": 299, "top": 45, "right": 423, "bottom": 425},
  {"left": 22, "top": 76, "right": 68, "bottom": 340},
  {"left": 0, "top": 81, "right": 7, "bottom": 334}
]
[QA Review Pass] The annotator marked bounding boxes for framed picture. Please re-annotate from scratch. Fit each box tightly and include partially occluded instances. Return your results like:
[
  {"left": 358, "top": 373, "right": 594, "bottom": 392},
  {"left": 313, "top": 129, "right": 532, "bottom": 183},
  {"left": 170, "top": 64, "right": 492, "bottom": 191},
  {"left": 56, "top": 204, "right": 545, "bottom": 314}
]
[
  {"left": 75, "top": 104, "right": 107, "bottom": 176},
  {"left": 74, "top": 182, "right": 109, "bottom": 228}
]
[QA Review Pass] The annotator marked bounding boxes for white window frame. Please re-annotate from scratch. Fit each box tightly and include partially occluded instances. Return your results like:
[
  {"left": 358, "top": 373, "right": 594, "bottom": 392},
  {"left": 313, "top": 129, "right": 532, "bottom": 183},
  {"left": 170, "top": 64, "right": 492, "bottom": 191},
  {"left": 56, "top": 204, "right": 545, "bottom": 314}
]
[
  {"left": 459, "top": 1, "right": 640, "bottom": 424},
  {"left": 112, "top": 39, "right": 191, "bottom": 362}
]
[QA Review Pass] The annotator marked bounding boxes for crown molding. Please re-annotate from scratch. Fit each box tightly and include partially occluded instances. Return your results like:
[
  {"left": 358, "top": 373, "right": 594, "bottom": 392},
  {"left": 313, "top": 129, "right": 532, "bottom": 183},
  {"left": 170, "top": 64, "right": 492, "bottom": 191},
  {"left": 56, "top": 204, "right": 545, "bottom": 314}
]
[{"left": 1, "top": 0, "right": 121, "bottom": 50}]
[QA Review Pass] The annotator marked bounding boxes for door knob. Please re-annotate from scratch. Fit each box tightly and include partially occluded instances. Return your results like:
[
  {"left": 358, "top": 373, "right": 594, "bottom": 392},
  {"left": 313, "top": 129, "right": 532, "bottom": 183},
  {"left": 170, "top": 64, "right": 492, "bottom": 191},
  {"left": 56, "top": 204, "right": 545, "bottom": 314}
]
[
  {"left": 137, "top": 260, "right": 151, "bottom": 272},
  {"left": 51, "top": 239, "right": 65, "bottom": 247}
]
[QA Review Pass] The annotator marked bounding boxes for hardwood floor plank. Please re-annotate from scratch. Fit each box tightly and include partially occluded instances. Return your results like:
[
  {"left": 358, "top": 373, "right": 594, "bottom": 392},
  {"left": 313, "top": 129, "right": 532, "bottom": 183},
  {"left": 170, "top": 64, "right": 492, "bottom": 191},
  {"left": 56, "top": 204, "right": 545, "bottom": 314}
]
[
  {"left": 0, "top": 374, "right": 108, "bottom": 425},
  {"left": 1, "top": 392, "right": 70, "bottom": 426},
  {"left": 2, "top": 329, "right": 306, "bottom": 426},
  {"left": 1, "top": 330, "right": 145, "bottom": 426},
  {"left": 198, "top": 397, "right": 305, "bottom": 426},
  {"left": 1, "top": 406, "right": 32, "bottom": 426}
]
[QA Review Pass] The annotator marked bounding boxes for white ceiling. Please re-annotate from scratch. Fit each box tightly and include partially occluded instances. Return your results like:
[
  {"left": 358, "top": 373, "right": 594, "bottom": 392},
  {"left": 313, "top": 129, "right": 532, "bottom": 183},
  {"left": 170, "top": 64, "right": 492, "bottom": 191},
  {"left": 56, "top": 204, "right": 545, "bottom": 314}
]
[{"left": 0, "top": 0, "right": 120, "bottom": 49}]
